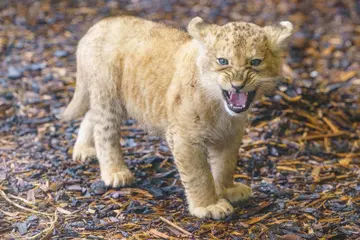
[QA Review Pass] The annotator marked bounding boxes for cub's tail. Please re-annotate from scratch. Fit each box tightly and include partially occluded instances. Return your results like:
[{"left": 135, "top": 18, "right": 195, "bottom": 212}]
[{"left": 61, "top": 71, "right": 89, "bottom": 121}]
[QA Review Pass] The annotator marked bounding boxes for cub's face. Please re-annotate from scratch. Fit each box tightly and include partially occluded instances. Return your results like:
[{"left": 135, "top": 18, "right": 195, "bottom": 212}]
[{"left": 188, "top": 17, "right": 293, "bottom": 116}]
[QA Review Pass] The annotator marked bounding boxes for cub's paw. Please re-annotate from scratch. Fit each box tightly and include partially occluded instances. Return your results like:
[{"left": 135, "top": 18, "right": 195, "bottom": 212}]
[
  {"left": 72, "top": 143, "right": 96, "bottom": 162},
  {"left": 224, "top": 183, "right": 252, "bottom": 203},
  {"left": 190, "top": 199, "right": 234, "bottom": 219},
  {"left": 101, "top": 168, "right": 134, "bottom": 188}
]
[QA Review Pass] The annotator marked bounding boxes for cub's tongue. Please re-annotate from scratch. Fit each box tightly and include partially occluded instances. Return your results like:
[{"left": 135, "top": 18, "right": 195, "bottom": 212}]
[{"left": 230, "top": 92, "right": 247, "bottom": 107}]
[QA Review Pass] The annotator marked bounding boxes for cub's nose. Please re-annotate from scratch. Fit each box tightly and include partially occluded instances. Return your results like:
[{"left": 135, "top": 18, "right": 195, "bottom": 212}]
[{"left": 231, "top": 84, "right": 245, "bottom": 93}]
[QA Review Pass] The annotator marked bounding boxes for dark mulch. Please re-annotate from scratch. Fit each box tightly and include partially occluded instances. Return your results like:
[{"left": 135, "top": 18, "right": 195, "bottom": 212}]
[{"left": 1, "top": 0, "right": 359, "bottom": 239}]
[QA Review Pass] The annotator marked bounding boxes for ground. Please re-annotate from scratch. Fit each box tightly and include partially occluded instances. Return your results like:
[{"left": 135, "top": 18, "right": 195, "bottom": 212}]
[{"left": 0, "top": 0, "right": 360, "bottom": 239}]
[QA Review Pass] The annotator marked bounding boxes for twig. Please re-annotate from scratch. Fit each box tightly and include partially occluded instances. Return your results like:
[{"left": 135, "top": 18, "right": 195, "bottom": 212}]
[
  {"left": 277, "top": 91, "right": 302, "bottom": 102},
  {"left": 0, "top": 190, "right": 53, "bottom": 216},
  {"left": 0, "top": 208, "right": 19, "bottom": 217},
  {"left": 0, "top": 227, "right": 13, "bottom": 234},
  {"left": 301, "top": 131, "right": 349, "bottom": 141},
  {"left": 8, "top": 193, "right": 37, "bottom": 207},
  {"left": 305, "top": 195, "right": 336, "bottom": 208},
  {"left": 246, "top": 212, "right": 272, "bottom": 225},
  {"left": 159, "top": 216, "right": 191, "bottom": 236},
  {"left": 148, "top": 229, "right": 170, "bottom": 239},
  {"left": 28, "top": 211, "right": 58, "bottom": 240}
]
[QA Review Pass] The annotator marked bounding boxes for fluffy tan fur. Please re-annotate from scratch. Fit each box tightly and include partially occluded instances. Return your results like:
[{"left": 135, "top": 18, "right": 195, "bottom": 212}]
[{"left": 62, "top": 16, "right": 292, "bottom": 219}]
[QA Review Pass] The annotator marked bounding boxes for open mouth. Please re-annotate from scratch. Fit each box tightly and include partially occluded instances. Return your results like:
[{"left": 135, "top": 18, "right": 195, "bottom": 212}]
[{"left": 222, "top": 90, "right": 256, "bottom": 113}]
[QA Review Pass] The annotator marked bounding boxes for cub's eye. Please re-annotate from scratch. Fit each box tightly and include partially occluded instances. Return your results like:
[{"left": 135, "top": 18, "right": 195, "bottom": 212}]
[
  {"left": 250, "top": 59, "right": 262, "bottom": 66},
  {"left": 217, "top": 58, "right": 229, "bottom": 66}
]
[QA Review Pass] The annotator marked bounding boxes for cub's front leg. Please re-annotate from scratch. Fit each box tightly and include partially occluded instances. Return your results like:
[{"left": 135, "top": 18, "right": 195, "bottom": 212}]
[
  {"left": 166, "top": 131, "right": 234, "bottom": 219},
  {"left": 208, "top": 138, "right": 252, "bottom": 204}
]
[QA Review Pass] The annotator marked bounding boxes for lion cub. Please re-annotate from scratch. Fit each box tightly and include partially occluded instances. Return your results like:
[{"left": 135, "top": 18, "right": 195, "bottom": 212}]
[{"left": 62, "top": 16, "right": 292, "bottom": 219}]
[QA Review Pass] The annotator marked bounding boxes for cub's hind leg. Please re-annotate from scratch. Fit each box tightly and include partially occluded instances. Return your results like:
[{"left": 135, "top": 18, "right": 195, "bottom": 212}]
[
  {"left": 92, "top": 101, "right": 134, "bottom": 188},
  {"left": 73, "top": 111, "right": 96, "bottom": 162}
]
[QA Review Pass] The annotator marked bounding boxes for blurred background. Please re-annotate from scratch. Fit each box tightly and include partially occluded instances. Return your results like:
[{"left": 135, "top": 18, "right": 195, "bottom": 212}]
[{"left": 1, "top": 1, "right": 360, "bottom": 239}]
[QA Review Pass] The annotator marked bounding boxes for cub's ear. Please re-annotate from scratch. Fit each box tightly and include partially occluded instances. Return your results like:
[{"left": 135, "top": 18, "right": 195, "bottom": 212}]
[
  {"left": 187, "top": 17, "right": 211, "bottom": 40},
  {"left": 264, "top": 21, "right": 293, "bottom": 51}
]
